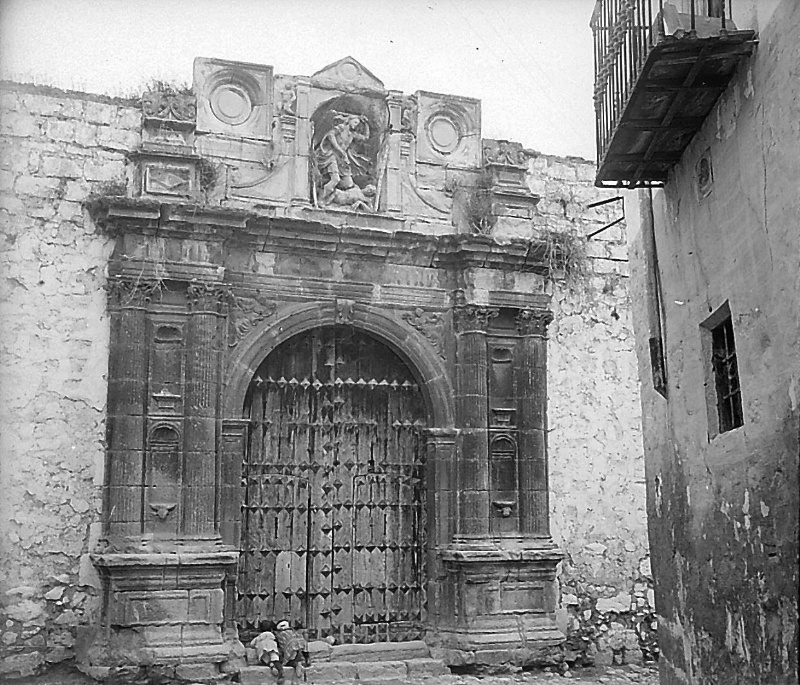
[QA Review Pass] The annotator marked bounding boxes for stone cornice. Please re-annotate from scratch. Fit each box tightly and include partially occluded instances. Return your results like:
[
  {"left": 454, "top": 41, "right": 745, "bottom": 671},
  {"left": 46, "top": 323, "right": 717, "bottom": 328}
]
[{"left": 89, "top": 197, "right": 556, "bottom": 275}]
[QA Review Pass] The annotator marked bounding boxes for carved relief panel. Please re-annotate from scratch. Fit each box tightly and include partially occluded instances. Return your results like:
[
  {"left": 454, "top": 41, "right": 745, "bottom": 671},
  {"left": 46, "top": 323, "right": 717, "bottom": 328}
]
[
  {"left": 194, "top": 57, "right": 273, "bottom": 140},
  {"left": 415, "top": 91, "right": 481, "bottom": 168},
  {"left": 310, "top": 94, "right": 389, "bottom": 210}
]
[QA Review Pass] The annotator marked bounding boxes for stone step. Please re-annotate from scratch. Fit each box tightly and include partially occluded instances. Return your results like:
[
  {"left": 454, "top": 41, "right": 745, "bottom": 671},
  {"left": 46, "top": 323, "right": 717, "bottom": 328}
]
[
  {"left": 248, "top": 639, "right": 433, "bottom": 666},
  {"left": 330, "top": 640, "right": 432, "bottom": 662},
  {"left": 240, "top": 657, "right": 450, "bottom": 685}
]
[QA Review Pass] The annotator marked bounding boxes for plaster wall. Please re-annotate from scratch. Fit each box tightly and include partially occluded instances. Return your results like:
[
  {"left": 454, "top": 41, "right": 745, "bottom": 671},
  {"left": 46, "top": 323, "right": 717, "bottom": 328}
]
[
  {"left": 624, "top": 1, "right": 800, "bottom": 682},
  {"left": 529, "top": 156, "right": 655, "bottom": 665},
  {"left": 0, "top": 83, "right": 651, "bottom": 676},
  {"left": 0, "top": 83, "right": 139, "bottom": 677}
]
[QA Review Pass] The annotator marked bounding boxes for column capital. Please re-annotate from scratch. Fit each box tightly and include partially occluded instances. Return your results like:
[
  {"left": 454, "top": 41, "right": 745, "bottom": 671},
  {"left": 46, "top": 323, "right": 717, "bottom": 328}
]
[
  {"left": 187, "top": 281, "right": 233, "bottom": 314},
  {"left": 106, "top": 277, "right": 159, "bottom": 309},
  {"left": 515, "top": 308, "right": 554, "bottom": 337},
  {"left": 453, "top": 304, "right": 500, "bottom": 333}
]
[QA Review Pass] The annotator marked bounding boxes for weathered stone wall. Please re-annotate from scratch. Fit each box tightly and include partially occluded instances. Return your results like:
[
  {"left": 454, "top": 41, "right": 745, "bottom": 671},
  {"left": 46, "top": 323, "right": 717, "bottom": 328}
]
[
  {"left": 0, "top": 82, "right": 651, "bottom": 676},
  {"left": 0, "top": 83, "right": 139, "bottom": 677},
  {"left": 624, "top": 1, "right": 799, "bottom": 682},
  {"left": 527, "top": 156, "right": 655, "bottom": 666}
]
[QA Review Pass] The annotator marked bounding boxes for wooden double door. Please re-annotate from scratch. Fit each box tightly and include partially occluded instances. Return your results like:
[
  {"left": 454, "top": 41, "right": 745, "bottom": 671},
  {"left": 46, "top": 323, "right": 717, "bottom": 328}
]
[{"left": 237, "top": 327, "right": 427, "bottom": 643}]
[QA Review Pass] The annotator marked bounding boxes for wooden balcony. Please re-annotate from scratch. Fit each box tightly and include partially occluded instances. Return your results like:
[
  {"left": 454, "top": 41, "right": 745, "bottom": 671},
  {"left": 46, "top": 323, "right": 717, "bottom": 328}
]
[{"left": 592, "top": 1, "right": 757, "bottom": 188}]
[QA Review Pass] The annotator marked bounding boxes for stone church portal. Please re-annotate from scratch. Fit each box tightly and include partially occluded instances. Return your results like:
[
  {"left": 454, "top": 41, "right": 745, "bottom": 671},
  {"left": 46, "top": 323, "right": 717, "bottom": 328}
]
[{"left": 80, "top": 55, "right": 569, "bottom": 673}]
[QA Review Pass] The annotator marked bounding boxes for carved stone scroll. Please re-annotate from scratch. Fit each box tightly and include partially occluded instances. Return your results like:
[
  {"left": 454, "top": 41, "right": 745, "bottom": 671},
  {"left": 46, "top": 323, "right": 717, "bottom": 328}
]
[
  {"left": 142, "top": 90, "right": 197, "bottom": 123},
  {"left": 228, "top": 291, "right": 277, "bottom": 347},
  {"left": 402, "top": 308, "right": 445, "bottom": 360}
]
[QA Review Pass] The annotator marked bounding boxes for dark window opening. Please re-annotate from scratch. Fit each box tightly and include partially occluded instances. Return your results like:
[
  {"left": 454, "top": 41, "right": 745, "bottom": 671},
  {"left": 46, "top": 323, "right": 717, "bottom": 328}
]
[
  {"left": 710, "top": 314, "right": 743, "bottom": 433},
  {"left": 649, "top": 336, "right": 668, "bottom": 398}
]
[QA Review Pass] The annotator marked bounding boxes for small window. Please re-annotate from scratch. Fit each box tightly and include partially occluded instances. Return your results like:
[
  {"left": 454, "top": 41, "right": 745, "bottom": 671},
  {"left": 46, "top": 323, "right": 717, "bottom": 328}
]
[
  {"left": 711, "top": 315, "right": 743, "bottom": 432},
  {"left": 702, "top": 303, "right": 744, "bottom": 437}
]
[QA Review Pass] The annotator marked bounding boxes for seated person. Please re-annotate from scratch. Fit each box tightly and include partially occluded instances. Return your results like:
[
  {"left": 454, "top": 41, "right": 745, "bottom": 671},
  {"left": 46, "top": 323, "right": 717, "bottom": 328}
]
[
  {"left": 274, "top": 619, "right": 311, "bottom": 684},
  {"left": 249, "top": 620, "right": 280, "bottom": 674}
]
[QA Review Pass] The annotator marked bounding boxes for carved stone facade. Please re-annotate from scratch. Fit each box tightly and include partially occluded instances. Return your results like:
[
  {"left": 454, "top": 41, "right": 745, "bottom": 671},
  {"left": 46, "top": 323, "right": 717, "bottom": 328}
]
[{"left": 76, "top": 55, "right": 565, "bottom": 672}]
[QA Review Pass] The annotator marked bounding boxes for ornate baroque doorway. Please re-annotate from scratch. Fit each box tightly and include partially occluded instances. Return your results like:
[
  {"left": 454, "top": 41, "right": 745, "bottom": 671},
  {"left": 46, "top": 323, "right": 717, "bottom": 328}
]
[{"left": 236, "top": 326, "right": 427, "bottom": 643}]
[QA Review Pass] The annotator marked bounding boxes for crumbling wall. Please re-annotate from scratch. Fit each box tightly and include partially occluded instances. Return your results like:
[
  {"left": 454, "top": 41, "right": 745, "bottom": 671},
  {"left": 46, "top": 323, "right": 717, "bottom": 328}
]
[
  {"left": 624, "top": 1, "right": 799, "bottom": 682},
  {"left": 0, "top": 83, "right": 139, "bottom": 677},
  {"left": 528, "top": 155, "right": 655, "bottom": 665}
]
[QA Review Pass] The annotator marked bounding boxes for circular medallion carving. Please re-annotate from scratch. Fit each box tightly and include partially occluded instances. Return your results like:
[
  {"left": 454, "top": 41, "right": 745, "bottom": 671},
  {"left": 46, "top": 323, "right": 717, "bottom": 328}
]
[
  {"left": 337, "top": 61, "right": 360, "bottom": 82},
  {"left": 210, "top": 83, "right": 253, "bottom": 125},
  {"left": 426, "top": 114, "right": 461, "bottom": 154}
]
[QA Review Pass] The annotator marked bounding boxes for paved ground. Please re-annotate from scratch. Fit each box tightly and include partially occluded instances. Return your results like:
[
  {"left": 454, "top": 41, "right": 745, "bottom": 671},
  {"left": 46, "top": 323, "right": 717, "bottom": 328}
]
[
  {"left": 452, "top": 664, "right": 659, "bottom": 684},
  {"left": 11, "top": 662, "right": 660, "bottom": 685}
]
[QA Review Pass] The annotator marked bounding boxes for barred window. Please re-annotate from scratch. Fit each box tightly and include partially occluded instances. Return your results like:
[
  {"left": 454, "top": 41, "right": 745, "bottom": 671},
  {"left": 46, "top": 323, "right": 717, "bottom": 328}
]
[{"left": 708, "top": 311, "right": 743, "bottom": 433}]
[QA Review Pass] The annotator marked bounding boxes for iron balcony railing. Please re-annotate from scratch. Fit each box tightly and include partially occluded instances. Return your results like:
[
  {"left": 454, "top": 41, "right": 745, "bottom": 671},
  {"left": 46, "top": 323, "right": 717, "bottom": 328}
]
[{"left": 591, "top": 1, "right": 753, "bottom": 187}]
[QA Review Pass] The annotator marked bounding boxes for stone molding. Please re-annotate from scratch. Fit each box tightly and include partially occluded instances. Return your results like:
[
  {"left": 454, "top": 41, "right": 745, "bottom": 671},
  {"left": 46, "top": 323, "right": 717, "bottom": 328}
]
[
  {"left": 440, "top": 543, "right": 564, "bottom": 565},
  {"left": 88, "top": 198, "right": 557, "bottom": 275}
]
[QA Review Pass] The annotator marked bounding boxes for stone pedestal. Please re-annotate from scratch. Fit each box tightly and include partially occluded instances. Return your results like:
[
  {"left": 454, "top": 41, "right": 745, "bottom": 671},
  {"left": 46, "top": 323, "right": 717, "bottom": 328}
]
[
  {"left": 434, "top": 544, "right": 564, "bottom": 667},
  {"left": 83, "top": 549, "right": 239, "bottom": 669}
]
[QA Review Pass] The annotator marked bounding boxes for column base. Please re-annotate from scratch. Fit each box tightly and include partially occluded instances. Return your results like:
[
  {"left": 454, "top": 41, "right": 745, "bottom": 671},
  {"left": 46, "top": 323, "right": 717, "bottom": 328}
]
[
  {"left": 430, "top": 539, "right": 565, "bottom": 668},
  {"left": 78, "top": 546, "right": 241, "bottom": 673}
]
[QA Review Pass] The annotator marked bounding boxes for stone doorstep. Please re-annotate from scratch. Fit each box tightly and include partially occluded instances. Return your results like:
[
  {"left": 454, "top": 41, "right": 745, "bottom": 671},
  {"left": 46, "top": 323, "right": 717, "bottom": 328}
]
[
  {"left": 330, "top": 640, "right": 432, "bottom": 661},
  {"left": 240, "top": 658, "right": 450, "bottom": 685}
]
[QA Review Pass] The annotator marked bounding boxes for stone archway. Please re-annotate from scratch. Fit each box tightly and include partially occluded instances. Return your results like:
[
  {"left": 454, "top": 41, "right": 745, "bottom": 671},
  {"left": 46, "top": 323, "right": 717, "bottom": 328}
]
[
  {"left": 221, "top": 302, "right": 455, "bottom": 644},
  {"left": 224, "top": 302, "right": 454, "bottom": 427}
]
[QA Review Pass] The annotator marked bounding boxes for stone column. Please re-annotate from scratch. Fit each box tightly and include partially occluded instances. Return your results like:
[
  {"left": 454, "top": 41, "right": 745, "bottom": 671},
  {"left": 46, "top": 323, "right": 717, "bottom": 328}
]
[
  {"left": 104, "top": 280, "right": 151, "bottom": 542},
  {"left": 516, "top": 308, "right": 554, "bottom": 538},
  {"left": 184, "top": 283, "right": 226, "bottom": 537},
  {"left": 453, "top": 304, "right": 497, "bottom": 541}
]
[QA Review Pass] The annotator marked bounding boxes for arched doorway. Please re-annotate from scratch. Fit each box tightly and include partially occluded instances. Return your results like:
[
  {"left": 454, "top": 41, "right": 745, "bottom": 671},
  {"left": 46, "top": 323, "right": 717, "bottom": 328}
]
[{"left": 236, "top": 326, "right": 428, "bottom": 644}]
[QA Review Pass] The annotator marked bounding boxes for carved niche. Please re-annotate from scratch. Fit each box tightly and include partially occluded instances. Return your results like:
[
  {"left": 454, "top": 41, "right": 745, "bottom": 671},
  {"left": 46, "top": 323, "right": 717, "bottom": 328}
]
[{"left": 310, "top": 94, "right": 389, "bottom": 211}]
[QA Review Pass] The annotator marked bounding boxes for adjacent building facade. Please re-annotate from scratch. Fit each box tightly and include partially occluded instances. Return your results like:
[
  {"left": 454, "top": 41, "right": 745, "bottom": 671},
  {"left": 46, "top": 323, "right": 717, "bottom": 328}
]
[
  {"left": 593, "top": 1, "right": 799, "bottom": 683},
  {"left": 1, "top": 56, "right": 652, "bottom": 679}
]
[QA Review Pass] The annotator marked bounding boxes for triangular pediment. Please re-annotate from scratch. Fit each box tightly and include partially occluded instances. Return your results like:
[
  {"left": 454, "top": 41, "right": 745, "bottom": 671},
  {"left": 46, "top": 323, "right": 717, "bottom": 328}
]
[{"left": 311, "top": 56, "right": 385, "bottom": 92}]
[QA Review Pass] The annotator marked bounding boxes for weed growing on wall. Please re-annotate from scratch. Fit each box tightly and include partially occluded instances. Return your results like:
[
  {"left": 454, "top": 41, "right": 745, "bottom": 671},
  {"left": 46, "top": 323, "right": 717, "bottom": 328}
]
[
  {"left": 464, "top": 174, "right": 497, "bottom": 234},
  {"left": 540, "top": 227, "right": 587, "bottom": 289}
]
